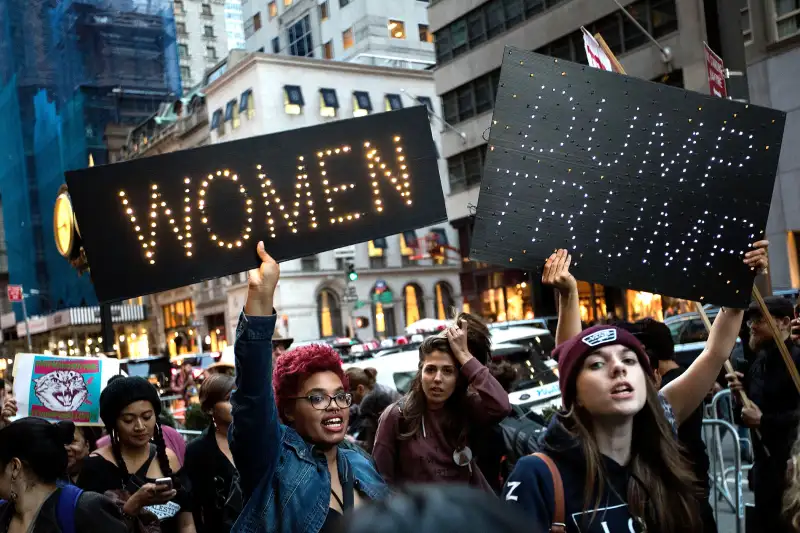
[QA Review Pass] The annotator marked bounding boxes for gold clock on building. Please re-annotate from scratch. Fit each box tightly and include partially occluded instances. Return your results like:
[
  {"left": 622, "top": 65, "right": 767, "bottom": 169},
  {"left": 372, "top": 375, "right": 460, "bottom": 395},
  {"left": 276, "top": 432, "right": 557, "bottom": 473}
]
[{"left": 53, "top": 191, "right": 76, "bottom": 258}]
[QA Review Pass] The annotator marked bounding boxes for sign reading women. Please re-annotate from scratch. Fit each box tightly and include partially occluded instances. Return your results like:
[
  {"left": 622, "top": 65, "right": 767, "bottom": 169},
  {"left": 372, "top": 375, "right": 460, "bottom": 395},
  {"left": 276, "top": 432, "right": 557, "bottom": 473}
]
[
  {"left": 471, "top": 47, "right": 786, "bottom": 306},
  {"left": 66, "top": 107, "right": 444, "bottom": 303}
]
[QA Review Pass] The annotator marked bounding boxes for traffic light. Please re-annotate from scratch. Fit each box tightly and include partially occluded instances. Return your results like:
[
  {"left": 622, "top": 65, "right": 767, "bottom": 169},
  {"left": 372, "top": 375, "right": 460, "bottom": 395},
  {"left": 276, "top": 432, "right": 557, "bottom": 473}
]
[
  {"left": 354, "top": 316, "right": 370, "bottom": 329},
  {"left": 347, "top": 264, "right": 358, "bottom": 282}
]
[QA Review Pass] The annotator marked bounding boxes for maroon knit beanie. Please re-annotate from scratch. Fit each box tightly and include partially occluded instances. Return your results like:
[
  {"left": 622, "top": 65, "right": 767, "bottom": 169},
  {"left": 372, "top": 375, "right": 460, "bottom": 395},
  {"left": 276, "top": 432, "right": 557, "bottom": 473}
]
[{"left": 553, "top": 325, "right": 653, "bottom": 410}]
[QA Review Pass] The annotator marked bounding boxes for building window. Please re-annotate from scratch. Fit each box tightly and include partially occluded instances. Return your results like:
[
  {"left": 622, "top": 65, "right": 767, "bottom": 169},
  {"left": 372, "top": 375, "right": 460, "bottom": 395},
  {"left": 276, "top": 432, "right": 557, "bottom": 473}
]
[
  {"left": 318, "top": 289, "right": 343, "bottom": 338},
  {"left": 385, "top": 93, "right": 403, "bottom": 111},
  {"left": 206, "top": 47, "right": 217, "bottom": 60},
  {"left": 227, "top": 98, "right": 240, "bottom": 128},
  {"left": 272, "top": 37, "right": 280, "bottom": 53},
  {"left": 343, "top": 27, "right": 354, "bottom": 49},
  {"left": 204, "top": 25, "right": 215, "bottom": 37},
  {"left": 268, "top": 1, "right": 277, "bottom": 18},
  {"left": 340, "top": 0, "right": 350, "bottom": 7},
  {"left": 404, "top": 284, "right": 425, "bottom": 326},
  {"left": 175, "top": 0, "right": 184, "bottom": 14},
  {"left": 178, "top": 44, "right": 189, "bottom": 57},
  {"left": 416, "top": 96, "right": 433, "bottom": 112},
  {"left": 288, "top": 15, "right": 314, "bottom": 57},
  {"left": 210, "top": 108, "right": 223, "bottom": 132},
  {"left": 323, "top": 40, "right": 334, "bottom": 59},
  {"left": 441, "top": 68, "right": 500, "bottom": 125},
  {"left": 389, "top": 19, "right": 406, "bottom": 39},
  {"left": 434, "top": 282, "right": 455, "bottom": 320},
  {"left": 301, "top": 256, "right": 319, "bottom": 271},
  {"left": 202, "top": 3, "right": 212, "bottom": 15},
  {"left": 447, "top": 145, "right": 487, "bottom": 192},
  {"left": 353, "top": 91, "right": 372, "bottom": 117},
  {"left": 180, "top": 65, "right": 191, "bottom": 80},
  {"left": 774, "top": 0, "right": 799, "bottom": 40},
  {"left": 741, "top": 0, "right": 753, "bottom": 43},
  {"left": 369, "top": 239, "right": 387, "bottom": 269},
  {"left": 320, "top": 88, "right": 339, "bottom": 117},
  {"left": 284, "top": 0, "right": 292, "bottom": 6},
  {"left": 239, "top": 89, "right": 255, "bottom": 118},
  {"left": 284, "top": 85, "right": 304, "bottom": 115},
  {"left": 418, "top": 23, "right": 432, "bottom": 43},
  {"left": 400, "top": 231, "right": 417, "bottom": 266},
  {"left": 371, "top": 285, "right": 396, "bottom": 337},
  {"left": 319, "top": 0, "right": 329, "bottom": 21},
  {"left": 177, "top": 22, "right": 187, "bottom": 34}
]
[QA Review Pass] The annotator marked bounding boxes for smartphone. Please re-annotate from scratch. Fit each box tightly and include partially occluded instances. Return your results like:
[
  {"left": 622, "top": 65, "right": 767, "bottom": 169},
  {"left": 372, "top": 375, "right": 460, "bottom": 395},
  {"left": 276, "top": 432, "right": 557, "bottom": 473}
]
[{"left": 154, "top": 477, "right": 173, "bottom": 491}]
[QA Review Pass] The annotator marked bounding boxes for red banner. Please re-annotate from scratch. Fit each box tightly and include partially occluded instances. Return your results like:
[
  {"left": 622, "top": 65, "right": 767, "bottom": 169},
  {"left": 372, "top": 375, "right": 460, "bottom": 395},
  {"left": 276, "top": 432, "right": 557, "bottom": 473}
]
[{"left": 704, "top": 43, "right": 727, "bottom": 98}]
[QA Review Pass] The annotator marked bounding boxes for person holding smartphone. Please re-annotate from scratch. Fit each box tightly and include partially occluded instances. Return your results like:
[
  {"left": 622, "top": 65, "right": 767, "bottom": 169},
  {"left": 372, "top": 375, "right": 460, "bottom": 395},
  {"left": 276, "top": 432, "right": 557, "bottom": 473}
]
[{"left": 78, "top": 376, "right": 196, "bottom": 533}]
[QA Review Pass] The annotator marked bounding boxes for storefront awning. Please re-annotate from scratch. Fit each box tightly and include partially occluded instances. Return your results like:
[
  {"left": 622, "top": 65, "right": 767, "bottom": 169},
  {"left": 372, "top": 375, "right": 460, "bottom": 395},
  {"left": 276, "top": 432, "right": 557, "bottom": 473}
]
[{"left": 14, "top": 304, "right": 146, "bottom": 338}]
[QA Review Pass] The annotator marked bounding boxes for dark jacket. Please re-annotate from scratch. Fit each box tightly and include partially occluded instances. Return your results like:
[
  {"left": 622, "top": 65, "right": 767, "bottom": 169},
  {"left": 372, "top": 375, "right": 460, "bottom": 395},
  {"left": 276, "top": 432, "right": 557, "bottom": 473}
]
[
  {"left": 184, "top": 426, "right": 237, "bottom": 533},
  {"left": 229, "top": 313, "right": 389, "bottom": 533},
  {"left": 502, "top": 393, "right": 678, "bottom": 533},
  {"left": 0, "top": 488, "right": 127, "bottom": 533},
  {"left": 737, "top": 338, "right": 800, "bottom": 464}
]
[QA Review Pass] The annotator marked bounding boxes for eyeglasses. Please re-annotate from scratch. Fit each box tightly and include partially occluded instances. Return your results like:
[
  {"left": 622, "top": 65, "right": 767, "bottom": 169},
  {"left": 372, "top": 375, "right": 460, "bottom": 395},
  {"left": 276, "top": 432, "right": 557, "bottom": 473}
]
[
  {"left": 289, "top": 392, "right": 352, "bottom": 411},
  {"left": 746, "top": 316, "right": 766, "bottom": 328}
]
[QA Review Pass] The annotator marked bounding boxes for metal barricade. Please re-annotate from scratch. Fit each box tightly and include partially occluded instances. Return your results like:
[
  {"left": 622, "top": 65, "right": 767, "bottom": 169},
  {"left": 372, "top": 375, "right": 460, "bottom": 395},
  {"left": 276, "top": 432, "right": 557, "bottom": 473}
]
[
  {"left": 176, "top": 429, "right": 203, "bottom": 442},
  {"left": 703, "top": 418, "right": 744, "bottom": 533}
]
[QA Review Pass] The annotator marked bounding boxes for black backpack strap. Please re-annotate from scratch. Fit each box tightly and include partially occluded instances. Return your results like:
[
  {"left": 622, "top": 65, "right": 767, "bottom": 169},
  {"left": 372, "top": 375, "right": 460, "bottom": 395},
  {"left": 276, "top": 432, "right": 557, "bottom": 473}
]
[{"left": 134, "top": 445, "right": 158, "bottom": 478}]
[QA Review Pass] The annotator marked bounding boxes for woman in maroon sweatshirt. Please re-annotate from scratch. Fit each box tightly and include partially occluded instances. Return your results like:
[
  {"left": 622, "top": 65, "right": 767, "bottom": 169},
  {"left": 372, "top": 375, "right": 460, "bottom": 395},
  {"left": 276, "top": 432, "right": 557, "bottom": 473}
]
[{"left": 372, "top": 313, "right": 511, "bottom": 492}]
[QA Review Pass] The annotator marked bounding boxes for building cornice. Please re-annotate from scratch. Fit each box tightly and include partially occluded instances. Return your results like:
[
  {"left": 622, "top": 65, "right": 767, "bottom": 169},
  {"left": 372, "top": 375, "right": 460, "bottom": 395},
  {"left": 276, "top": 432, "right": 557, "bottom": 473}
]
[{"left": 205, "top": 52, "right": 435, "bottom": 96}]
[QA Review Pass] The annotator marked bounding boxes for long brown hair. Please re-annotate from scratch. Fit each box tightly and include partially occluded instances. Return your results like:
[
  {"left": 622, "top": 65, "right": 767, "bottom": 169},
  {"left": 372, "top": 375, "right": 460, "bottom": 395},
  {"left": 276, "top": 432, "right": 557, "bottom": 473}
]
[
  {"left": 398, "top": 312, "right": 490, "bottom": 447},
  {"left": 783, "top": 427, "right": 800, "bottom": 530},
  {"left": 563, "top": 377, "right": 702, "bottom": 533}
]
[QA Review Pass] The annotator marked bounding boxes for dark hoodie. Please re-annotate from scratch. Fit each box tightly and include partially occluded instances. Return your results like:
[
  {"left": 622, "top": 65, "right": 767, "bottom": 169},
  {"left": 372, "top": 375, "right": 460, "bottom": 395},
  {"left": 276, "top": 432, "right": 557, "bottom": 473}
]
[
  {"left": 502, "top": 394, "right": 677, "bottom": 533},
  {"left": 502, "top": 416, "right": 645, "bottom": 533}
]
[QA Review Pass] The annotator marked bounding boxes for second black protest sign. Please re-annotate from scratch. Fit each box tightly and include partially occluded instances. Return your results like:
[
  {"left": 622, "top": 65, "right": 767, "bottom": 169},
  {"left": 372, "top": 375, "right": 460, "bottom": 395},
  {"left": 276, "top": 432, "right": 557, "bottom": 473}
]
[
  {"left": 470, "top": 47, "right": 786, "bottom": 307},
  {"left": 66, "top": 106, "right": 444, "bottom": 303}
]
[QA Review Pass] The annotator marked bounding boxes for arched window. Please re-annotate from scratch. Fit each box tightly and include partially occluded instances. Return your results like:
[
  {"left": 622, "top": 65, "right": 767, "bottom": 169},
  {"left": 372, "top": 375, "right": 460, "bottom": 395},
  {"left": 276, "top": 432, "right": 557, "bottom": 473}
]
[
  {"left": 403, "top": 283, "right": 425, "bottom": 326},
  {"left": 371, "top": 283, "right": 397, "bottom": 338},
  {"left": 434, "top": 282, "right": 455, "bottom": 320},
  {"left": 317, "top": 289, "right": 343, "bottom": 338}
]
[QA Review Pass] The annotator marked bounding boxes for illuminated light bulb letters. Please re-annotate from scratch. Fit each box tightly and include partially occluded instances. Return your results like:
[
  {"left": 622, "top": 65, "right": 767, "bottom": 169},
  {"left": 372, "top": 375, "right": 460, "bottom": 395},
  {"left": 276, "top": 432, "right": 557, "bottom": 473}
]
[
  {"left": 317, "top": 145, "right": 359, "bottom": 225},
  {"left": 365, "top": 136, "right": 413, "bottom": 213},
  {"left": 257, "top": 166, "right": 287, "bottom": 239},
  {"left": 119, "top": 181, "right": 194, "bottom": 264},
  {"left": 199, "top": 170, "right": 252, "bottom": 248}
]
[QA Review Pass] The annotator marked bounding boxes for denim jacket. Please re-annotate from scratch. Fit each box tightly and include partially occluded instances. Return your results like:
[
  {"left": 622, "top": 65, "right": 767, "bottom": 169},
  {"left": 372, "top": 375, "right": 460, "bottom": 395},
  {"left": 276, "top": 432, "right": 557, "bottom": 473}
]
[{"left": 229, "top": 313, "right": 389, "bottom": 533}]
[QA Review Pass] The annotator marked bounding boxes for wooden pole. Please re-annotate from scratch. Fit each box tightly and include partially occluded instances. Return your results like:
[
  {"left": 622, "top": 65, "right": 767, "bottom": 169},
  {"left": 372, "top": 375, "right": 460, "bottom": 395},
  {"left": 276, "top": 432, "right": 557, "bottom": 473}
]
[
  {"left": 751, "top": 285, "right": 800, "bottom": 395},
  {"left": 594, "top": 33, "right": 627, "bottom": 75},
  {"left": 693, "top": 302, "right": 754, "bottom": 409}
]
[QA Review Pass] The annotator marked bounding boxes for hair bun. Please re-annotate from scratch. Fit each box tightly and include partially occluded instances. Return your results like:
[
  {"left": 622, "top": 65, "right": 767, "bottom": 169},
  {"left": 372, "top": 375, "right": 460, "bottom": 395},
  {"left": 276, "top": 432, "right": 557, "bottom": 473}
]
[{"left": 54, "top": 421, "right": 76, "bottom": 446}]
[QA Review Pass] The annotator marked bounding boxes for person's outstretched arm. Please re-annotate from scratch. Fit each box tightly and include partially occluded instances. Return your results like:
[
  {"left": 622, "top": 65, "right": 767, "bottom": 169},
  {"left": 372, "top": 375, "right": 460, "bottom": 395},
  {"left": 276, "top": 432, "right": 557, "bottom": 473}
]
[
  {"left": 544, "top": 250, "right": 581, "bottom": 346},
  {"left": 662, "top": 240, "right": 769, "bottom": 425},
  {"left": 229, "top": 241, "right": 282, "bottom": 503}
]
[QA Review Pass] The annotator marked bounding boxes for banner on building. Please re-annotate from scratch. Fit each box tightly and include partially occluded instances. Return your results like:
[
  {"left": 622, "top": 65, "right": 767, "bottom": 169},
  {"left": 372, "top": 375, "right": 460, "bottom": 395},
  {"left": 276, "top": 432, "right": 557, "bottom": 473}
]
[
  {"left": 12, "top": 354, "right": 121, "bottom": 425},
  {"left": 704, "top": 43, "right": 728, "bottom": 98},
  {"left": 66, "top": 106, "right": 445, "bottom": 303},
  {"left": 470, "top": 47, "right": 786, "bottom": 307}
]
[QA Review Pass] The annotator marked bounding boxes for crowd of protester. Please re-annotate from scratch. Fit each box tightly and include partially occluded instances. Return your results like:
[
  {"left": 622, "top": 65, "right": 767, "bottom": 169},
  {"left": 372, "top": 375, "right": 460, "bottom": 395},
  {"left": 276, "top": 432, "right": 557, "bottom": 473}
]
[{"left": 3, "top": 238, "right": 800, "bottom": 533}]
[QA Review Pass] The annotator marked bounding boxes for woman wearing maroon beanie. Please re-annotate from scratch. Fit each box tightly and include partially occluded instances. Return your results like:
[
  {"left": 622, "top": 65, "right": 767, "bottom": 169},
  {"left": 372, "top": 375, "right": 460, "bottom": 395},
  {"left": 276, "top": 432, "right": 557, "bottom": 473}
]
[{"left": 502, "top": 243, "right": 768, "bottom": 533}]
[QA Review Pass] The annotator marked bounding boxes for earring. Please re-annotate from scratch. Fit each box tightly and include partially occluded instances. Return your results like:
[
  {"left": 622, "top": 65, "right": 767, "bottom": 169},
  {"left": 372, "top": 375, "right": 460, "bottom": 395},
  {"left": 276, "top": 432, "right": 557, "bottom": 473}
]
[{"left": 9, "top": 490, "right": 17, "bottom": 503}]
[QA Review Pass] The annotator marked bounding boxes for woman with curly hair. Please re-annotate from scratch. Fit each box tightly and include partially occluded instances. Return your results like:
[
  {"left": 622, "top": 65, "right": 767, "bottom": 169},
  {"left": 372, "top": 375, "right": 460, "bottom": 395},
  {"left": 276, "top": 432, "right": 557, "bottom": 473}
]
[
  {"left": 78, "top": 376, "right": 195, "bottom": 533},
  {"left": 372, "top": 312, "right": 511, "bottom": 491},
  {"left": 229, "top": 242, "right": 388, "bottom": 533}
]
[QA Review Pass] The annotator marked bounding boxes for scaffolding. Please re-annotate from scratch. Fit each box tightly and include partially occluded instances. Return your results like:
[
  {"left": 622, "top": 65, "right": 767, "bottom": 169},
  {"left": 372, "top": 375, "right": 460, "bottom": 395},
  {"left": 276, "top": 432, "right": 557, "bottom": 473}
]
[{"left": 0, "top": 0, "right": 181, "bottom": 317}]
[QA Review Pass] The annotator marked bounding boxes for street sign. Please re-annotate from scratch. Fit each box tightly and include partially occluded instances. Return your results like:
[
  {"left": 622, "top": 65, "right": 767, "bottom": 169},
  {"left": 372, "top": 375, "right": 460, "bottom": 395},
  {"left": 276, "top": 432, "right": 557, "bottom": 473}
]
[
  {"left": 333, "top": 245, "right": 356, "bottom": 258},
  {"left": 7, "top": 285, "right": 23, "bottom": 302},
  {"left": 343, "top": 285, "right": 358, "bottom": 303},
  {"left": 704, "top": 43, "right": 727, "bottom": 98},
  {"left": 372, "top": 290, "right": 393, "bottom": 304},
  {"left": 354, "top": 301, "right": 365, "bottom": 310}
]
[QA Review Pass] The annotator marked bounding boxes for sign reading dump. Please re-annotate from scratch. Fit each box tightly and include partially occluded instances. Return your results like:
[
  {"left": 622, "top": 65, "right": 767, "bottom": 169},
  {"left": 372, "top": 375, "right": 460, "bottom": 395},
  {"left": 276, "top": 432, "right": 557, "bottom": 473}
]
[
  {"left": 470, "top": 47, "right": 786, "bottom": 307},
  {"left": 66, "top": 107, "right": 444, "bottom": 303}
]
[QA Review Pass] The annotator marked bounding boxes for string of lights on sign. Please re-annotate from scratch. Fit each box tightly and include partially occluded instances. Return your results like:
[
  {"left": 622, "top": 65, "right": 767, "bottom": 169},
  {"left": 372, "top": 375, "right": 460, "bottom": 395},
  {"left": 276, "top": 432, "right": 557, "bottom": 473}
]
[
  {"left": 487, "top": 56, "right": 774, "bottom": 299},
  {"left": 118, "top": 136, "right": 413, "bottom": 264}
]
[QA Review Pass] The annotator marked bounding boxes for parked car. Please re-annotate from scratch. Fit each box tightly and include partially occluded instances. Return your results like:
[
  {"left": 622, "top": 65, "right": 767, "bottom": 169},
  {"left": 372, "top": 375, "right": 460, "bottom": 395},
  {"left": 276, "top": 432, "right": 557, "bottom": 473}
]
[
  {"left": 664, "top": 309, "right": 745, "bottom": 368},
  {"left": 489, "top": 317, "right": 559, "bottom": 336}
]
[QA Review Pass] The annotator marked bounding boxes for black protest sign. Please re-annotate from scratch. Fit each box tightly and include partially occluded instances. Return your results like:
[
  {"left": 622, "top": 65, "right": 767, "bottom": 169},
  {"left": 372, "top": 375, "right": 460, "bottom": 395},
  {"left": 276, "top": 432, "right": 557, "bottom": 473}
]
[
  {"left": 470, "top": 47, "right": 786, "bottom": 307},
  {"left": 66, "top": 106, "right": 444, "bottom": 303}
]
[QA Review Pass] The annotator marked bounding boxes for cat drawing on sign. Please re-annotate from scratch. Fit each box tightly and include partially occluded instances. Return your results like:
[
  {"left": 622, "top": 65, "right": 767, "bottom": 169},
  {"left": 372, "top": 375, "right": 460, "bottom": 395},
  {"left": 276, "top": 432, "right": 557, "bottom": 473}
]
[{"left": 33, "top": 370, "right": 89, "bottom": 411}]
